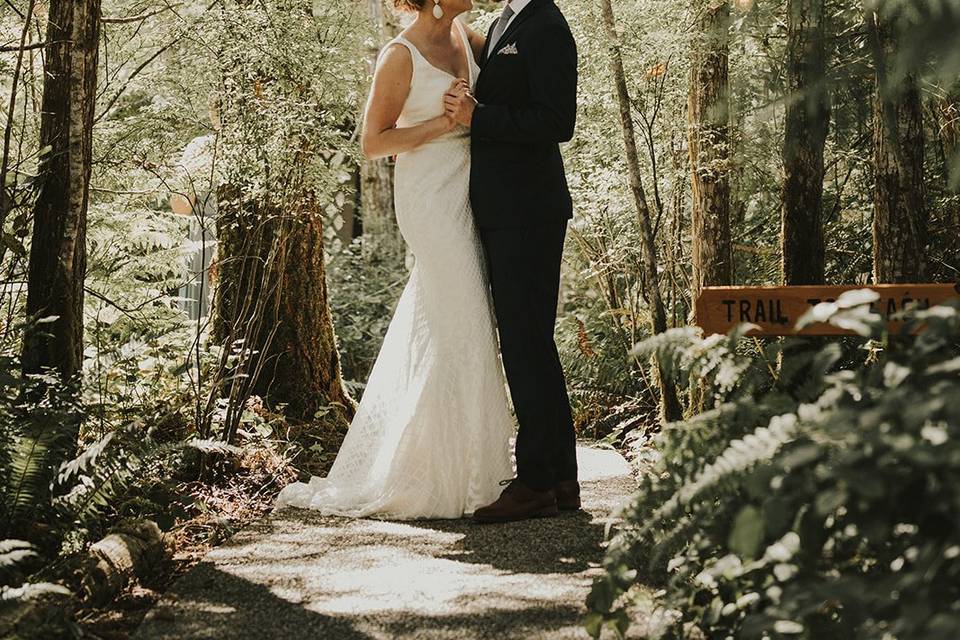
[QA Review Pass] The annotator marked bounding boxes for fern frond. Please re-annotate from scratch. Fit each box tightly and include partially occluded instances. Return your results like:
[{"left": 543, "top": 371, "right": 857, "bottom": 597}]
[
  {"left": 4, "top": 434, "right": 53, "bottom": 528},
  {"left": 645, "top": 412, "right": 800, "bottom": 534},
  {"left": 185, "top": 438, "right": 243, "bottom": 456},
  {"left": 629, "top": 327, "right": 701, "bottom": 375},
  {"left": 0, "top": 581, "right": 71, "bottom": 602},
  {"left": 55, "top": 432, "right": 114, "bottom": 487},
  {"left": 0, "top": 540, "right": 36, "bottom": 568},
  {"left": 50, "top": 428, "right": 220, "bottom": 534}
]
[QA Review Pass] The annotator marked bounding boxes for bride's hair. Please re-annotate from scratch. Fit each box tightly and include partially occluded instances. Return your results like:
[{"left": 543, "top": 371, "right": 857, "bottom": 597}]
[{"left": 393, "top": 0, "right": 426, "bottom": 10}]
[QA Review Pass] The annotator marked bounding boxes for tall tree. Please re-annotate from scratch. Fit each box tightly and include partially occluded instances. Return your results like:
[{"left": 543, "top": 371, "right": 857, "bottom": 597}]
[
  {"left": 22, "top": 0, "right": 102, "bottom": 381},
  {"left": 600, "top": 0, "right": 682, "bottom": 422},
  {"left": 867, "top": 8, "right": 926, "bottom": 283},
  {"left": 781, "top": 0, "right": 830, "bottom": 285},
  {"left": 688, "top": 0, "right": 733, "bottom": 297}
]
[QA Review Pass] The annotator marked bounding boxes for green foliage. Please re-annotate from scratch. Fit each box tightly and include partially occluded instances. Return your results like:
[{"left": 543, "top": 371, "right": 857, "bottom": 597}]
[
  {"left": 0, "top": 539, "right": 71, "bottom": 606},
  {"left": 0, "top": 349, "right": 190, "bottom": 546},
  {"left": 326, "top": 240, "right": 406, "bottom": 389},
  {"left": 0, "top": 350, "right": 84, "bottom": 543},
  {"left": 5, "top": 0, "right": 960, "bottom": 630},
  {"left": 588, "top": 295, "right": 960, "bottom": 639},
  {"left": 215, "top": 0, "right": 368, "bottom": 205},
  {"left": 557, "top": 303, "right": 658, "bottom": 439}
]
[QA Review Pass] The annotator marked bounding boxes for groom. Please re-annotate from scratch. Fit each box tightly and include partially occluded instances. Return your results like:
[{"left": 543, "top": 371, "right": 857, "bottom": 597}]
[{"left": 444, "top": 0, "right": 579, "bottom": 523}]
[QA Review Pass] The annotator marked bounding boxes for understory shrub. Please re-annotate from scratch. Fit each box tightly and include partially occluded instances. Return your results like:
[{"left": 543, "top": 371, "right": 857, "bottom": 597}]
[
  {"left": 326, "top": 239, "right": 407, "bottom": 392},
  {"left": 587, "top": 291, "right": 960, "bottom": 640}
]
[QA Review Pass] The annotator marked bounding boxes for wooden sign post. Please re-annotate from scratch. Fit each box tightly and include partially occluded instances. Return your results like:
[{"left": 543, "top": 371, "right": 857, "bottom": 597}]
[{"left": 695, "top": 283, "right": 960, "bottom": 336}]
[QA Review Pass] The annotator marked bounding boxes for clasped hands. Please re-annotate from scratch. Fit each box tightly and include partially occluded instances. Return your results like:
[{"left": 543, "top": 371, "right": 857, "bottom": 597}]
[{"left": 443, "top": 79, "right": 476, "bottom": 129}]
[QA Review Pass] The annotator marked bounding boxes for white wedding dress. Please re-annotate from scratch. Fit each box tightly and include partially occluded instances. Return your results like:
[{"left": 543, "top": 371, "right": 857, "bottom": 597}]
[{"left": 276, "top": 21, "right": 515, "bottom": 519}]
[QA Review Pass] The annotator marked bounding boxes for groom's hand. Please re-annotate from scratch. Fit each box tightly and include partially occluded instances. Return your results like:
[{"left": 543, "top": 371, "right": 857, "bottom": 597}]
[{"left": 443, "top": 78, "right": 476, "bottom": 128}]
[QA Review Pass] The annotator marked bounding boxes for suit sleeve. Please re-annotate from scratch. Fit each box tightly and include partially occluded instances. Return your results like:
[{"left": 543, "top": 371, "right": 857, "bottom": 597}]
[{"left": 471, "top": 22, "right": 577, "bottom": 143}]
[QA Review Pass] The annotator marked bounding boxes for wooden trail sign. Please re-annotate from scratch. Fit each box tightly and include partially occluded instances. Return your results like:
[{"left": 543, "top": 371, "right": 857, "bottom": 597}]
[{"left": 695, "top": 283, "right": 960, "bottom": 337}]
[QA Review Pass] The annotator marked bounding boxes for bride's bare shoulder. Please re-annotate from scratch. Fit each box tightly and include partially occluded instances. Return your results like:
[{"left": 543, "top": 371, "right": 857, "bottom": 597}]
[{"left": 375, "top": 40, "right": 414, "bottom": 83}]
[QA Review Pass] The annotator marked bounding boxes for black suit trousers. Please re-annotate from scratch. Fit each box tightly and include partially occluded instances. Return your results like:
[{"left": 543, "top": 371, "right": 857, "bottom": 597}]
[{"left": 480, "top": 222, "right": 577, "bottom": 491}]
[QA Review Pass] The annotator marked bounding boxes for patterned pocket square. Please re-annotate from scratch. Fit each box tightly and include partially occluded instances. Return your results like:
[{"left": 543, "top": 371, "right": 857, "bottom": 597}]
[{"left": 497, "top": 43, "right": 518, "bottom": 56}]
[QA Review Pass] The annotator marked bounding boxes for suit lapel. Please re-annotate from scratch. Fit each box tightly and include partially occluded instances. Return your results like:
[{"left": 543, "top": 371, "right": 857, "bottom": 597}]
[
  {"left": 477, "top": 0, "right": 551, "bottom": 80},
  {"left": 492, "top": 0, "right": 549, "bottom": 55},
  {"left": 479, "top": 19, "right": 497, "bottom": 64}
]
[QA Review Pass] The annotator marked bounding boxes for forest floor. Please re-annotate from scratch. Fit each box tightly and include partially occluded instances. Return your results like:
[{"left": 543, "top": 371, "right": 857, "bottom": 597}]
[{"left": 130, "top": 446, "right": 650, "bottom": 640}]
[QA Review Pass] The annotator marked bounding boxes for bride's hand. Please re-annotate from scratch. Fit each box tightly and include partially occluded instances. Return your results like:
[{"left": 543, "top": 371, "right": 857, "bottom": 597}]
[
  {"left": 443, "top": 78, "right": 476, "bottom": 129},
  {"left": 447, "top": 78, "right": 471, "bottom": 97},
  {"left": 439, "top": 79, "right": 470, "bottom": 131}
]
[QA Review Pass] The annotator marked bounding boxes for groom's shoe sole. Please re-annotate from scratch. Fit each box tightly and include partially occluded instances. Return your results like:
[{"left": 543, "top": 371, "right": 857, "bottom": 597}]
[{"left": 473, "top": 503, "right": 560, "bottom": 524}]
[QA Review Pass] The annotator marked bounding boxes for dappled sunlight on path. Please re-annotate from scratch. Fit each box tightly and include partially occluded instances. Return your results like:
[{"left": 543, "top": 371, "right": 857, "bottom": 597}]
[{"left": 135, "top": 446, "right": 640, "bottom": 640}]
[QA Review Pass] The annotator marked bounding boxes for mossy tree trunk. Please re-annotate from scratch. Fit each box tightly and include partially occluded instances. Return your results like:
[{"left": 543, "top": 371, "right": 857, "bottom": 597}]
[
  {"left": 867, "top": 9, "right": 926, "bottom": 284},
  {"left": 782, "top": 0, "right": 830, "bottom": 285},
  {"left": 688, "top": 0, "right": 733, "bottom": 297},
  {"left": 212, "top": 185, "right": 355, "bottom": 429},
  {"left": 21, "top": 0, "right": 101, "bottom": 383}
]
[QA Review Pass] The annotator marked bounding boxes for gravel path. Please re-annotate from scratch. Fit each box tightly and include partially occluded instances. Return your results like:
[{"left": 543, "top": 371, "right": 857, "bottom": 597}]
[{"left": 135, "top": 446, "right": 638, "bottom": 640}]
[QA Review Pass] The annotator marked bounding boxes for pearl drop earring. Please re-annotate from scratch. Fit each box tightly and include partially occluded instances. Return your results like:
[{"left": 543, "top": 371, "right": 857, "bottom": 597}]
[{"left": 433, "top": 0, "right": 444, "bottom": 19}]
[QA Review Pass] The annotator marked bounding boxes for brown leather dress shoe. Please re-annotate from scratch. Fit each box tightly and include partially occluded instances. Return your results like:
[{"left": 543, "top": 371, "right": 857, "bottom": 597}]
[
  {"left": 474, "top": 479, "right": 559, "bottom": 523},
  {"left": 555, "top": 479, "right": 581, "bottom": 511}
]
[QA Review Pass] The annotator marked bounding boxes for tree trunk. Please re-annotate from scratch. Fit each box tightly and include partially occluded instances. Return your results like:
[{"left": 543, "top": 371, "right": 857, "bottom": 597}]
[
  {"left": 601, "top": 0, "right": 682, "bottom": 423},
  {"left": 688, "top": 0, "right": 733, "bottom": 297},
  {"left": 361, "top": 0, "right": 404, "bottom": 261},
  {"left": 933, "top": 89, "right": 960, "bottom": 272},
  {"left": 262, "top": 193, "right": 355, "bottom": 421},
  {"left": 867, "top": 11, "right": 926, "bottom": 284},
  {"left": 0, "top": 0, "right": 38, "bottom": 249},
  {"left": 212, "top": 187, "right": 355, "bottom": 427},
  {"left": 782, "top": 0, "right": 830, "bottom": 285},
  {"left": 21, "top": 0, "right": 101, "bottom": 381},
  {"left": 937, "top": 91, "right": 960, "bottom": 178},
  {"left": 934, "top": 89, "right": 959, "bottom": 222},
  {"left": 210, "top": 3, "right": 355, "bottom": 430}
]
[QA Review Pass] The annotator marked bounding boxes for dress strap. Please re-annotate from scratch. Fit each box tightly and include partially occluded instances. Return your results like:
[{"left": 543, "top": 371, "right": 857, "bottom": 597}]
[{"left": 453, "top": 19, "right": 475, "bottom": 86}]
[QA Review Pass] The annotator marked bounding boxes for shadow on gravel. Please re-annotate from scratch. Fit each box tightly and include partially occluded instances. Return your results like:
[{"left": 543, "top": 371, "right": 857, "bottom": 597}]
[
  {"left": 136, "top": 559, "right": 592, "bottom": 639},
  {"left": 135, "top": 562, "right": 374, "bottom": 640},
  {"left": 138, "top": 558, "right": 589, "bottom": 639},
  {"left": 371, "top": 601, "right": 589, "bottom": 638},
  {"left": 418, "top": 509, "right": 605, "bottom": 574}
]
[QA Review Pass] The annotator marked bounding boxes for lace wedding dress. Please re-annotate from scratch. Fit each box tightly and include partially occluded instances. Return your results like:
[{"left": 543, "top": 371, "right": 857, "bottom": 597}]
[{"left": 276, "top": 21, "right": 515, "bottom": 519}]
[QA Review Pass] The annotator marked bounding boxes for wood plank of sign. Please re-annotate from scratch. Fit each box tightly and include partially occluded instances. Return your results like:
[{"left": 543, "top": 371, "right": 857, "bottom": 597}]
[{"left": 695, "top": 283, "right": 960, "bottom": 336}]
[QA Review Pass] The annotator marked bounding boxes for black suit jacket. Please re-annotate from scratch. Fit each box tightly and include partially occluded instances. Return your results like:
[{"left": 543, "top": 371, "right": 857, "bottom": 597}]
[{"left": 470, "top": 0, "right": 577, "bottom": 229}]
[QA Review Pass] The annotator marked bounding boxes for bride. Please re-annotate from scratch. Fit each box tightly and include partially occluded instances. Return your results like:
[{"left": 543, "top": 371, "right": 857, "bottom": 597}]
[{"left": 275, "top": 0, "right": 515, "bottom": 519}]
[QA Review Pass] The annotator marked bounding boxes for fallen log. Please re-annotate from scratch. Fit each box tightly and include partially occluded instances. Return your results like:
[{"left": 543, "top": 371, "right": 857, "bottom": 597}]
[{"left": 81, "top": 519, "right": 169, "bottom": 606}]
